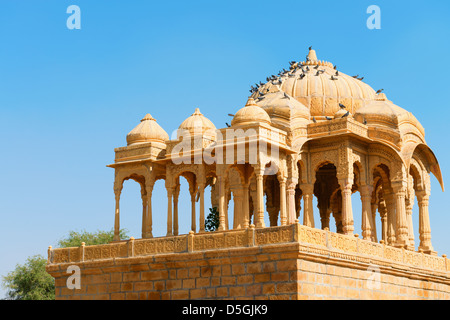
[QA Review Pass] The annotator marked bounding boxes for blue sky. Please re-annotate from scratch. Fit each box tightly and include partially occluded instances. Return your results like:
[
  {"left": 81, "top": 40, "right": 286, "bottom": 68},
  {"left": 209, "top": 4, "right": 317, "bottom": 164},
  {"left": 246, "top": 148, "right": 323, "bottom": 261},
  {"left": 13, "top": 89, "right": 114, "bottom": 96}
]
[{"left": 1, "top": 0, "right": 450, "bottom": 298}]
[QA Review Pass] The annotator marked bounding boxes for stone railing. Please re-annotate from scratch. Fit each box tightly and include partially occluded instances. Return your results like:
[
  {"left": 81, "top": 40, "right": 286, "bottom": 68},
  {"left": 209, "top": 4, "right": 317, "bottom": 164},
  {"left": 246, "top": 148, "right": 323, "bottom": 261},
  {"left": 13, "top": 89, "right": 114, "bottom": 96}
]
[
  {"left": 307, "top": 117, "right": 368, "bottom": 139},
  {"left": 47, "top": 223, "right": 449, "bottom": 274}
]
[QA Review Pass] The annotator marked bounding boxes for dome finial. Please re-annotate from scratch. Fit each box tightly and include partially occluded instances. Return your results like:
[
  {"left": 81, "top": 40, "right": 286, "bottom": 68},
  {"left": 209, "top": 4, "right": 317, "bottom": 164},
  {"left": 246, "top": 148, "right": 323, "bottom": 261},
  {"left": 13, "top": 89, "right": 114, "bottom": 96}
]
[
  {"left": 307, "top": 47, "right": 318, "bottom": 62},
  {"left": 245, "top": 97, "right": 257, "bottom": 107},
  {"left": 141, "top": 113, "right": 155, "bottom": 122},
  {"left": 192, "top": 108, "right": 202, "bottom": 115}
]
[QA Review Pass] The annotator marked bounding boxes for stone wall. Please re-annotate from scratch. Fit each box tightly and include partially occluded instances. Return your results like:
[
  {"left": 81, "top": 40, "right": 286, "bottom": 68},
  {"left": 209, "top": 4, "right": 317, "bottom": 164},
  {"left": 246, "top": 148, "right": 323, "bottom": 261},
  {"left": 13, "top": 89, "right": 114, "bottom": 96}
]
[{"left": 46, "top": 224, "right": 450, "bottom": 300}]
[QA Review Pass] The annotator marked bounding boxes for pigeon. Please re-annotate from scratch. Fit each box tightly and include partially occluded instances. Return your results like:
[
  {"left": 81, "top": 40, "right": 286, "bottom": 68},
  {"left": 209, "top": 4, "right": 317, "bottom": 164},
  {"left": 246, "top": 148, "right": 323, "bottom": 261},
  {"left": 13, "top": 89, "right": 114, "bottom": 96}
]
[
  {"left": 357, "top": 77, "right": 364, "bottom": 81},
  {"left": 363, "top": 118, "right": 367, "bottom": 125},
  {"left": 306, "top": 66, "right": 310, "bottom": 72},
  {"left": 309, "top": 46, "right": 312, "bottom": 51},
  {"left": 335, "top": 71, "right": 339, "bottom": 76},
  {"left": 314, "top": 64, "right": 320, "bottom": 70},
  {"left": 226, "top": 122, "right": 231, "bottom": 127},
  {"left": 376, "top": 89, "right": 384, "bottom": 94},
  {"left": 312, "top": 116, "right": 317, "bottom": 123},
  {"left": 352, "top": 75, "right": 359, "bottom": 79},
  {"left": 299, "top": 73, "right": 306, "bottom": 79},
  {"left": 339, "top": 103, "right": 346, "bottom": 109},
  {"left": 283, "top": 92, "right": 290, "bottom": 99},
  {"left": 334, "top": 65, "right": 337, "bottom": 70},
  {"left": 330, "top": 76, "right": 338, "bottom": 80},
  {"left": 326, "top": 116, "right": 333, "bottom": 120},
  {"left": 257, "top": 96, "right": 265, "bottom": 100},
  {"left": 341, "top": 111, "right": 350, "bottom": 118}
]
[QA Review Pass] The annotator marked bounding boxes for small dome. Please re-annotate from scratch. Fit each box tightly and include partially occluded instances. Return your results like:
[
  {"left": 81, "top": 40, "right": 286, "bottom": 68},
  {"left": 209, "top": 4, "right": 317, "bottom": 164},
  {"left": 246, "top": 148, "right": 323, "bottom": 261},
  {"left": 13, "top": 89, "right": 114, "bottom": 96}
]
[
  {"left": 177, "top": 108, "right": 216, "bottom": 139},
  {"left": 231, "top": 98, "right": 271, "bottom": 126},
  {"left": 254, "top": 89, "right": 310, "bottom": 131},
  {"left": 334, "top": 103, "right": 352, "bottom": 119},
  {"left": 354, "top": 93, "right": 425, "bottom": 138},
  {"left": 126, "top": 114, "right": 169, "bottom": 146}
]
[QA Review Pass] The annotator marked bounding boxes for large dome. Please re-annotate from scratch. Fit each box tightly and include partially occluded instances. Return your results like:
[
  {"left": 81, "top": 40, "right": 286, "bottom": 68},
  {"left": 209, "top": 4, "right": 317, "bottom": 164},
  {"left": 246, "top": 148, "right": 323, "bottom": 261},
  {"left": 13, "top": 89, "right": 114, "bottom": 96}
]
[{"left": 251, "top": 48, "right": 377, "bottom": 118}]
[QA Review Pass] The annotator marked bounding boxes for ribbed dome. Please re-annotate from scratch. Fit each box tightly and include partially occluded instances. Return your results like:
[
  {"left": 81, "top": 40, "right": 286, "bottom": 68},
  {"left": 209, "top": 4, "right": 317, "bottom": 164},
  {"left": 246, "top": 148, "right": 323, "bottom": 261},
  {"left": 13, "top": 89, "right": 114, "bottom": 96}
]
[
  {"left": 126, "top": 114, "right": 169, "bottom": 146},
  {"left": 254, "top": 88, "right": 310, "bottom": 130},
  {"left": 231, "top": 98, "right": 271, "bottom": 126},
  {"left": 251, "top": 48, "right": 377, "bottom": 118},
  {"left": 354, "top": 93, "right": 425, "bottom": 138},
  {"left": 177, "top": 108, "right": 216, "bottom": 139}
]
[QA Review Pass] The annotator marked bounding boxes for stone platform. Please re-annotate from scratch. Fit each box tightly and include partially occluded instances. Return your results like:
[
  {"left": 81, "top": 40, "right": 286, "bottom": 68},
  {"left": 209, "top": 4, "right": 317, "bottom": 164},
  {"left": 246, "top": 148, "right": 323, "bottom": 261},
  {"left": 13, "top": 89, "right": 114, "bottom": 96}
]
[{"left": 46, "top": 223, "right": 450, "bottom": 300}]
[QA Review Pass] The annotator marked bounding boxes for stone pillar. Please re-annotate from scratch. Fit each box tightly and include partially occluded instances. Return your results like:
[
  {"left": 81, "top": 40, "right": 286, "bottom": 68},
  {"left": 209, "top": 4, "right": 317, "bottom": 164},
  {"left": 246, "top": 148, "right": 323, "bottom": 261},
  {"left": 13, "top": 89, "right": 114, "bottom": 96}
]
[
  {"left": 416, "top": 191, "right": 435, "bottom": 254},
  {"left": 242, "top": 183, "right": 250, "bottom": 229},
  {"left": 278, "top": 176, "right": 287, "bottom": 226},
  {"left": 295, "top": 189, "right": 302, "bottom": 220},
  {"left": 199, "top": 183, "right": 205, "bottom": 232},
  {"left": 166, "top": 187, "right": 174, "bottom": 236},
  {"left": 255, "top": 169, "right": 265, "bottom": 228},
  {"left": 384, "top": 191, "right": 396, "bottom": 245},
  {"left": 232, "top": 187, "right": 244, "bottom": 229},
  {"left": 286, "top": 181, "right": 297, "bottom": 224},
  {"left": 370, "top": 202, "right": 378, "bottom": 243},
  {"left": 141, "top": 192, "right": 148, "bottom": 239},
  {"left": 300, "top": 184, "right": 314, "bottom": 228},
  {"left": 339, "top": 178, "right": 354, "bottom": 235},
  {"left": 360, "top": 185, "right": 373, "bottom": 241},
  {"left": 218, "top": 175, "right": 227, "bottom": 231},
  {"left": 392, "top": 182, "right": 409, "bottom": 248},
  {"left": 378, "top": 198, "right": 387, "bottom": 243},
  {"left": 190, "top": 192, "right": 196, "bottom": 233},
  {"left": 405, "top": 193, "right": 415, "bottom": 248},
  {"left": 113, "top": 186, "right": 122, "bottom": 241},
  {"left": 173, "top": 182, "right": 180, "bottom": 236},
  {"left": 144, "top": 184, "right": 154, "bottom": 238}
]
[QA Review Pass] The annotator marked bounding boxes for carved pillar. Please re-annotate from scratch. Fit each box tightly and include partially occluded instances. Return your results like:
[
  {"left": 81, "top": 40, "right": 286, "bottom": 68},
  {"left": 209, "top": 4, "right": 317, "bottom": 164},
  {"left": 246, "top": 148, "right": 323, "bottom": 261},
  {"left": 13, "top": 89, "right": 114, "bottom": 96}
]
[
  {"left": 370, "top": 202, "right": 378, "bottom": 243},
  {"left": 295, "top": 189, "right": 302, "bottom": 220},
  {"left": 113, "top": 185, "right": 122, "bottom": 241},
  {"left": 166, "top": 187, "right": 174, "bottom": 236},
  {"left": 242, "top": 183, "right": 250, "bottom": 228},
  {"left": 384, "top": 190, "right": 396, "bottom": 245},
  {"left": 405, "top": 192, "right": 415, "bottom": 248},
  {"left": 218, "top": 174, "right": 226, "bottom": 231},
  {"left": 233, "top": 187, "right": 244, "bottom": 229},
  {"left": 378, "top": 197, "right": 387, "bottom": 243},
  {"left": 339, "top": 178, "right": 354, "bottom": 235},
  {"left": 144, "top": 183, "right": 154, "bottom": 238},
  {"left": 416, "top": 190, "right": 435, "bottom": 254},
  {"left": 392, "top": 182, "right": 409, "bottom": 248},
  {"left": 142, "top": 180, "right": 155, "bottom": 239},
  {"left": 286, "top": 178, "right": 297, "bottom": 224},
  {"left": 190, "top": 192, "right": 196, "bottom": 233},
  {"left": 300, "top": 184, "right": 314, "bottom": 228},
  {"left": 199, "top": 183, "right": 205, "bottom": 232},
  {"left": 360, "top": 185, "right": 373, "bottom": 241},
  {"left": 278, "top": 176, "right": 287, "bottom": 226},
  {"left": 173, "top": 181, "right": 180, "bottom": 236},
  {"left": 255, "top": 167, "right": 265, "bottom": 228}
]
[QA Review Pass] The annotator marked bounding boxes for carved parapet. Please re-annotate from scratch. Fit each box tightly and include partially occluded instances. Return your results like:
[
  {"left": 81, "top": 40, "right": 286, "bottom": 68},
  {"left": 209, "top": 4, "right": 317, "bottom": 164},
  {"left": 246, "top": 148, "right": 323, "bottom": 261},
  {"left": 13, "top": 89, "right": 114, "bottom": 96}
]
[
  {"left": 307, "top": 117, "right": 368, "bottom": 139},
  {"left": 114, "top": 142, "right": 167, "bottom": 163},
  {"left": 47, "top": 225, "right": 449, "bottom": 275}
]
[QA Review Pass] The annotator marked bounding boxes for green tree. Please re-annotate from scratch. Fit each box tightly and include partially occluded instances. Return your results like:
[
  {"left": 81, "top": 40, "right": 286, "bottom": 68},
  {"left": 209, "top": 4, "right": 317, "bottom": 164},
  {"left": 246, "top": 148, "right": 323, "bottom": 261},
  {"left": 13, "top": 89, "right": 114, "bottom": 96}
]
[
  {"left": 1, "top": 228, "right": 129, "bottom": 300},
  {"left": 2, "top": 255, "right": 54, "bottom": 300},
  {"left": 205, "top": 207, "right": 219, "bottom": 232},
  {"left": 57, "top": 228, "right": 129, "bottom": 247}
]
